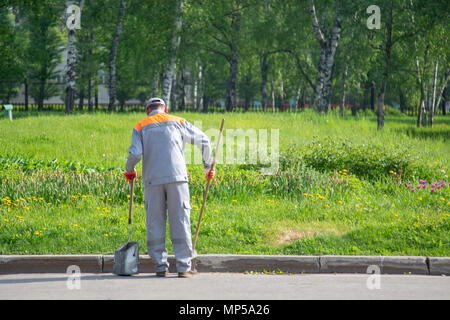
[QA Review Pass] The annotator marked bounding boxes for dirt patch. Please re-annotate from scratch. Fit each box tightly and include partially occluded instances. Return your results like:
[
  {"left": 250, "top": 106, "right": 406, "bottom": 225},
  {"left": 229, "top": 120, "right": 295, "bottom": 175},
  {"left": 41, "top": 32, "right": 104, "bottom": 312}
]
[
  {"left": 271, "top": 225, "right": 347, "bottom": 245},
  {"left": 274, "top": 229, "right": 317, "bottom": 245}
]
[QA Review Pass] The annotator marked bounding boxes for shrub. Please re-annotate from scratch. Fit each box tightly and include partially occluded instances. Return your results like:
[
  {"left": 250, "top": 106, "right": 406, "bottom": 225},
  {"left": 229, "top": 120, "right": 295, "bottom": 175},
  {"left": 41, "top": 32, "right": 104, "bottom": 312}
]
[{"left": 281, "top": 138, "right": 436, "bottom": 182}]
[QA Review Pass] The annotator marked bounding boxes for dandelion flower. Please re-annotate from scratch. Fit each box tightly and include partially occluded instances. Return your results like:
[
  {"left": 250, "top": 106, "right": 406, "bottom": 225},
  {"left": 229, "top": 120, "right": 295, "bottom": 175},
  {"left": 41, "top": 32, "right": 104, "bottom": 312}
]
[
  {"left": 418, "top": 197, "right": 422, "bottom": 201},
  {"left": 440, "top": 197, "right": 445, "bottom": 201}
]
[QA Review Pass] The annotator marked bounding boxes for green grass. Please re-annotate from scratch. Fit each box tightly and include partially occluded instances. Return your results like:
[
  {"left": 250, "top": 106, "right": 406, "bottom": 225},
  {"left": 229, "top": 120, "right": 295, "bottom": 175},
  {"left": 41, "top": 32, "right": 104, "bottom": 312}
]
[{"left": 0, "top": 110, "right": 449, "bottom": 256}]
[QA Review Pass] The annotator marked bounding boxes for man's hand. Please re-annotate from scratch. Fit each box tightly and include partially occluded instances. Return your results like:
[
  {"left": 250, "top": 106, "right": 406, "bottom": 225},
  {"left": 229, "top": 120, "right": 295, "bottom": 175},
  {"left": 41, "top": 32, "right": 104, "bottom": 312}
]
[
  {"left": 124, "top": 170, "right": 137, "bottom": 183},
  {"left": 205, "top": 169, "right": 215, "bottom": 182}
]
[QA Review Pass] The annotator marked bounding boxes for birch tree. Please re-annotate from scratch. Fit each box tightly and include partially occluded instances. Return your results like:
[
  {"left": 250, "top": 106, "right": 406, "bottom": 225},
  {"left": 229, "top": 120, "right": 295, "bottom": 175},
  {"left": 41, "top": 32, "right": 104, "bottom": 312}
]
[
  {"left": 309, "top": 0, "right": 342, "bottom": 112},
  {"left": 161, "top": 0, "right": 184, "bottom": 110}
]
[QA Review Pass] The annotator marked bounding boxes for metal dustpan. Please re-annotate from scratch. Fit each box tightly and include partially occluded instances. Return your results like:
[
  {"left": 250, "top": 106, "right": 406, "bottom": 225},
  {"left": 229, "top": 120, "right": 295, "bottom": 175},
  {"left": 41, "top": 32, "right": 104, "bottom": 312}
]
[{"left": 113, "top": 180, "right": 139, "bottom": 276}]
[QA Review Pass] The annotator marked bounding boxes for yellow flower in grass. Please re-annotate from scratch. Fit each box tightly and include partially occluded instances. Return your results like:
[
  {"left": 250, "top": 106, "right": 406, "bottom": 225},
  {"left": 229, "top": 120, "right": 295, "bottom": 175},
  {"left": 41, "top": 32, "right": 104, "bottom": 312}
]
[
  {"left": 338, "top": 201, "right": 343, "bottom": 204},
  {"left": 73, "top": 224, "right": 78, "bottom": 227},
  {"left": 232, "top": 200, "right": 237, "bottom": 202},
  {"left": 104, "top": 234, "right": 109, "bottom": 237},
  {"left": 418, "top": 197, "right": 422, "bottom": 201},
  {"left": 3, "top": 218, "right": 8, "bottom": 222},
  {"left": 439, "top": 197, "right": 445, "bottom": 201}
]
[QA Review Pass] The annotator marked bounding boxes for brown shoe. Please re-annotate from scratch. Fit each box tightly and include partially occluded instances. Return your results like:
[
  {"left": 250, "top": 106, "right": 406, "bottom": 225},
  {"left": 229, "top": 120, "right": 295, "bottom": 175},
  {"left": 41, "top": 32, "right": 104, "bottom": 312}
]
[
  {"left": 156, "top": 270, "right": 169, "bottom": 277},
  {"left": 178, "top": 270, "right": 196, "bottom": 278}
]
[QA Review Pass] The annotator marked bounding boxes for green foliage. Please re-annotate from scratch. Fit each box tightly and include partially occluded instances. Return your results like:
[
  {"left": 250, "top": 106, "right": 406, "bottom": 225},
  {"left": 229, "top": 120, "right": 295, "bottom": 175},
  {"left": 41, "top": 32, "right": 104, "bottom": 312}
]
[{"left": 283, "top": 138, "right": 436, "bottom": 182}]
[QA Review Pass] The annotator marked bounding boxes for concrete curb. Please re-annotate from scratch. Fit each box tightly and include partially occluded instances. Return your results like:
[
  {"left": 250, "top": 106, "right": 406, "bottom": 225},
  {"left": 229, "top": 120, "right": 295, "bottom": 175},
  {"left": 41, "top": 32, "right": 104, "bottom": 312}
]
[{"left": 0, "top": 254, "right": 449, "bottom": 275}]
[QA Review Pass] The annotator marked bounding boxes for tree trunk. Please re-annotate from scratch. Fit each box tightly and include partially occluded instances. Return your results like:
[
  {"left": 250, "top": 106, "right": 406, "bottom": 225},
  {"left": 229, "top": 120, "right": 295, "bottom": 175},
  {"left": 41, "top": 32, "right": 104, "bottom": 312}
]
[
  {"left": 363, "top": 82, "right": 368, "bottom": 113},
  {"left": 87, "top": 30, "right": 93, "bottom": 112},
  {"left": 65, "top": 0, "right": 77, "bottom": 115},
  {"left": 196, "top": 64, "right": 203, "bottom": 112},
  {"left": 161, "top": 0, "right": 184, "bottom": 110},
  {"left": 352, "top": 81, "right": 360, "bottom": 117},
  {"left": 78, "top": 88, "right": 84, "bottom": 111},
  {"left": 399, "top": 88, "right": 406, "bottom": 114},
  {"left": 309, "top": 0, "right": 342, "bottom": 113},
  {"left": 294, "top": 86, "right": 301, "bottom": 113},
  {"left": 260, "top": 53, "right": 269, "bottom": 112},
  {"left": 179, "top": 70, "right": 186, "bottom": 111},
  {"left": 435, "top": 70, "right": 449, "bottom": 117},
  {"left": 377, "top": 0, "right": 393, "bottom": 130},
  {"left": 340, "top": 56, "right": 349, "bottom": 117},
  {"left": 225, "top": 6, "right": 240, "bottom": 112},
  {"left": 108, "top": 0, "right": 127, "bottom": 112},
  {"left": 443, "top": 86, "right": 448, "bottom": 116},
  {"left": 371, "top": 81, "right": 376, "bottom": 111},
  {"left": 226, "top": 54, "right": 238, "bottom": 112},
  {"left": 87, "top": 77, "right": 93, "bottom": 112},
  {"left": 271, "top": 79, "right": 275, "bottom": 114},
  {"left": 95, "top": 85, "right": 98, "bottom": 111},
  {"left": 24, "top": 77, "right": 29, "bottom": 112},
  {"left": 38, "top": 77, "right": 45, "bottom": 112},
  {"left": 429, "top": 60, "right": 438, "bottom": 127}
]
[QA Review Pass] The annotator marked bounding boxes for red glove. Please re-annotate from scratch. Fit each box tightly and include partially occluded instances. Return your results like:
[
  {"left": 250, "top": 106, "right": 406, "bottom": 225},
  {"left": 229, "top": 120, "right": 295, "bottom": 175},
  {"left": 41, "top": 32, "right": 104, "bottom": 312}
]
[
  {"left": 124, "top": 170, "right": 137, "bottom": 183},
  {"left": 205, "top": 169, "right": 215, "bottom": 182}
]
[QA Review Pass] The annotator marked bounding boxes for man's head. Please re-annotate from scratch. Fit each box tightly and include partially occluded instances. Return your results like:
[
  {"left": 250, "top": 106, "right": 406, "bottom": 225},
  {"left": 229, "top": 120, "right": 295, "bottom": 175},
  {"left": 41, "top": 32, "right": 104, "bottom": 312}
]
[{"left": 145, "top": 97, "right": 167, "bottom": 115}]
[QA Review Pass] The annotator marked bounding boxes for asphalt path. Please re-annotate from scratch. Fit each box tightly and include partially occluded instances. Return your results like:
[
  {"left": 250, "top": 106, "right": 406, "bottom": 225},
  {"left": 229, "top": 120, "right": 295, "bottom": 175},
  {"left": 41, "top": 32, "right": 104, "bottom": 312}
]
[{"left": 0, "top": 272, "right": 448, "bottom": 300}]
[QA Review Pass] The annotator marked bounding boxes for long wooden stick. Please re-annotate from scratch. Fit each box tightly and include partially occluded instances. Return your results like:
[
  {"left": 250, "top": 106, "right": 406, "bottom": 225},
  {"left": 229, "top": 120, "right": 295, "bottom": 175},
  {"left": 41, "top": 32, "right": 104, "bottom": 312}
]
[
  {"left": 127, "top": 179, "right": 134, "bottom": 243},
  {"left": 192, "top": 119, "right": 225, "bottom": 252}
]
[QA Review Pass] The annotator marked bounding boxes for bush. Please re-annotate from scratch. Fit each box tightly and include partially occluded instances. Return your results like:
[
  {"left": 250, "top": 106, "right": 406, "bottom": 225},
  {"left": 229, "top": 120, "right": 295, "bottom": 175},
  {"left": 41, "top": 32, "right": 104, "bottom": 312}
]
[{"left": 281, "top": 138, "right": 436, "bottom": 182}]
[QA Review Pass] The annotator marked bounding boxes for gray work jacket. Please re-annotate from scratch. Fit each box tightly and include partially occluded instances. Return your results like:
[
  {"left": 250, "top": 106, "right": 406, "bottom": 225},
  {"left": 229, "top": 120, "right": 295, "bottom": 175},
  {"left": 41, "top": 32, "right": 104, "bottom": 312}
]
[{"left": 125, "top": 110, "right": 212, "bottom": 186}]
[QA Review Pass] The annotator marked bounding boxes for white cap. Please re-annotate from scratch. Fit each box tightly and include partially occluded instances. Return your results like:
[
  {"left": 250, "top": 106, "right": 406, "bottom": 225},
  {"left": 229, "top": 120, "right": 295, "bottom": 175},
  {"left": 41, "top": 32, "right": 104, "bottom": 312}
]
[{"left": 145, "top": 97, "right": 166, "bottom": 109}]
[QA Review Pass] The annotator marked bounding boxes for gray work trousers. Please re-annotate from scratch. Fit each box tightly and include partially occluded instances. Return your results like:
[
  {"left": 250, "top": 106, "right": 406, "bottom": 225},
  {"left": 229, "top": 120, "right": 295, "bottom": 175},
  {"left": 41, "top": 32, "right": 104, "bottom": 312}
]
[{"left": 144, "top": 181, "right": 192, "bottom": 273}]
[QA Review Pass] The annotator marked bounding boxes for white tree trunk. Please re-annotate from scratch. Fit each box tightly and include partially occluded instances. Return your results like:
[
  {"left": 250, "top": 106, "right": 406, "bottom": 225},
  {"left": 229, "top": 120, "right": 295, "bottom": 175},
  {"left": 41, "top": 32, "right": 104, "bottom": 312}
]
[
  {"left": 65, "top": 0, "right": 77, "bottom": 114},
  {"left": 162, "top": 0, "right": 184, "bottom": 110},
  {"left": 429, "top": 60, "right": 438, "bottom": 127},
  {"left": 309, "top": 0, "right": 342, "bottom": 112}
]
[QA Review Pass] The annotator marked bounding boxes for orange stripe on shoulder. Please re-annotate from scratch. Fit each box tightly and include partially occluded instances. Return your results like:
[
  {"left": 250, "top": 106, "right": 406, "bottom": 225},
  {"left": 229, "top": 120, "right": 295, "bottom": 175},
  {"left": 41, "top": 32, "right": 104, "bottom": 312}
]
[{"left": 134, "top": 113, "right": 185, "bottom": 131}]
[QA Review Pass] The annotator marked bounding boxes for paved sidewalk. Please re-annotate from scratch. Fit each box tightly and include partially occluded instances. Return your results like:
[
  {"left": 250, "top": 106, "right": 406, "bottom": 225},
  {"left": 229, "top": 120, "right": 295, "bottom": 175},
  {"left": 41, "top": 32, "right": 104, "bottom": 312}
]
[{"left": 1, "top": 272, "right": 449, "bottom": 300}]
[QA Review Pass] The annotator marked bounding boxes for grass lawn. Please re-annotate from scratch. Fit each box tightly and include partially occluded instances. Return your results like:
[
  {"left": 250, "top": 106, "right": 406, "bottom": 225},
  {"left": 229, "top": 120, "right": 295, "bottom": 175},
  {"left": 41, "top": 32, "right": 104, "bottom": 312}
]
[{"left": 0, "top": 109, "right": 449, "bottom": 256}]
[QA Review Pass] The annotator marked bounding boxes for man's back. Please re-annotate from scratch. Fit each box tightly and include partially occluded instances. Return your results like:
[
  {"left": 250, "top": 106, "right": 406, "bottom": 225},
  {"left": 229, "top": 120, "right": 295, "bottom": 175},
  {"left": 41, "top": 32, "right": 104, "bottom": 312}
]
[{"left": 126, "top": 110, "right": 212, "bottom": 186}]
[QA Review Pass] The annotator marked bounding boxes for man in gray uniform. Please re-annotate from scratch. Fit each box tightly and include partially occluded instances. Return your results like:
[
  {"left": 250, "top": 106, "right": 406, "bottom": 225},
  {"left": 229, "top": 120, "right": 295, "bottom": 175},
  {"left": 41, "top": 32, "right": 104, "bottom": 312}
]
[{"left": 124, "top": 97, "right": 214, "bottom": 278}]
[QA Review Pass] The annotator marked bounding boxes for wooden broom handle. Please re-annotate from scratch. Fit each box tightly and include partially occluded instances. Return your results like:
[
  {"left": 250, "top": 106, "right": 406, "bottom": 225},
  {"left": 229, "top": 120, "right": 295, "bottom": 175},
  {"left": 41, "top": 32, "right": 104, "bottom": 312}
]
[{"left": 192, "top": 119, "right": 225, "bottom": 251}]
